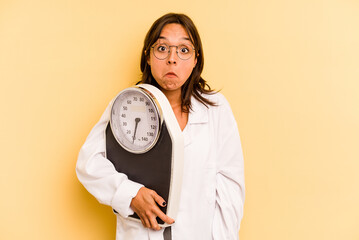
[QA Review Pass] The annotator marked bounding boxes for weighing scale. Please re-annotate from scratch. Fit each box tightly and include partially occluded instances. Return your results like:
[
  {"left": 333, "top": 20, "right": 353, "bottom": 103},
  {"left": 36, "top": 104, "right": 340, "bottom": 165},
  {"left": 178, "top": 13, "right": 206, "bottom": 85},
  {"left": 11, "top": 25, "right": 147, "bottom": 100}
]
[{"left": 105, "top": 84, "right": 184, "bottom": 227}]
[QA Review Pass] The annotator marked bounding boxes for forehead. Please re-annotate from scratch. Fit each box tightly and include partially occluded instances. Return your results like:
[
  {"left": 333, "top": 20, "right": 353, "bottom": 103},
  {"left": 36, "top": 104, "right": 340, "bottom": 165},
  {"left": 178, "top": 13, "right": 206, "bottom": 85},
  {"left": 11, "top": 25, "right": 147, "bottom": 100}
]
[{"left": 158, "top": 23, "right": 191, "bottom": 42}]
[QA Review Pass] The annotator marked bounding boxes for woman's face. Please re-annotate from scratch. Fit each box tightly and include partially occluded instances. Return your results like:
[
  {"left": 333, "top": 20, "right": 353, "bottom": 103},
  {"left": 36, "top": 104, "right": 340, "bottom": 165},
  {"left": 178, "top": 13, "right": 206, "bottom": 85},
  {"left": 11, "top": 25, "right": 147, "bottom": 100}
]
[{"left": 148, "top": 23, "right": 197, "bottom": 94}]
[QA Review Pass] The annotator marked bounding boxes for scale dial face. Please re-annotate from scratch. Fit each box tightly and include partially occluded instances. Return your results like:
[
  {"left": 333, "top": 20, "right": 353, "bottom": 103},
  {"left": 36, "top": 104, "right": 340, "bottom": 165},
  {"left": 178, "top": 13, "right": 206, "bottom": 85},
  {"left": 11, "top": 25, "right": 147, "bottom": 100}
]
[{"left": 110, "top": 87, "right": 162, "bottom": 154}]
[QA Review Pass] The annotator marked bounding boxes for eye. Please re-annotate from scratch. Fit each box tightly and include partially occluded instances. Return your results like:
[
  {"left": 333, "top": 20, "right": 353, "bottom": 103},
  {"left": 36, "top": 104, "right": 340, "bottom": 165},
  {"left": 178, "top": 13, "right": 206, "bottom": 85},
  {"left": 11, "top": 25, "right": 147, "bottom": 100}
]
[
  {"left": 156, "top": 44, "right": 168, "bottom": 52},
  {"left": 180, "top": 47, "right": 189, "bottom": 53},
  {"left": 179, "top": 46, "right": 190, "bottom": 54}
]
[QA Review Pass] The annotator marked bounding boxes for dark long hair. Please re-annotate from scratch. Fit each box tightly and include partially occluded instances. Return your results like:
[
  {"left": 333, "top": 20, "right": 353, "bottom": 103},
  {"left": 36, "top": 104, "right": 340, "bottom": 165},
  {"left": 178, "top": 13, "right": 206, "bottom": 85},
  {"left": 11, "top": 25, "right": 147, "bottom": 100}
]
[{"left": 139, "top": 13, "right": 216, "bottom": 112}]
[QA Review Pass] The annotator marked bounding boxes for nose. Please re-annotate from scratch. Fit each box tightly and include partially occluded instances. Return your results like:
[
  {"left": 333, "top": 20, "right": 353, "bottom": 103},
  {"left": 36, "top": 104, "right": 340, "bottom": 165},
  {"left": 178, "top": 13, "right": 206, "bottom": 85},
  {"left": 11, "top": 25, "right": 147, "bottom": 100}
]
[{"left": 167, "top": 46, "right": 178, "bottom": 64}]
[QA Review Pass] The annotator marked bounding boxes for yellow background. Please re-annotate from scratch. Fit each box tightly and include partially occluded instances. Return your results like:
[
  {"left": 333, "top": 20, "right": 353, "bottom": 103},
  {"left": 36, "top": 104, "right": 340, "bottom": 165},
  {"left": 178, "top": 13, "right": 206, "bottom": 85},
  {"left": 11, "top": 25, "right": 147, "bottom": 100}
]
[{"left": 1, "top": 0, "right": 358, "bottom": 239}]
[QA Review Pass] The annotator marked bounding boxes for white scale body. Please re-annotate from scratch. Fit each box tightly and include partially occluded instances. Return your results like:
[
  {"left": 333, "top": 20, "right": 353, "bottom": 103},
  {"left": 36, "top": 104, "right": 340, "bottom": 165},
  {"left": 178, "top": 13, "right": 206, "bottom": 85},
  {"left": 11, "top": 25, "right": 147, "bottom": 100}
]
[{"left": 105, "top": 84, "right": 184, "bottom": 227}]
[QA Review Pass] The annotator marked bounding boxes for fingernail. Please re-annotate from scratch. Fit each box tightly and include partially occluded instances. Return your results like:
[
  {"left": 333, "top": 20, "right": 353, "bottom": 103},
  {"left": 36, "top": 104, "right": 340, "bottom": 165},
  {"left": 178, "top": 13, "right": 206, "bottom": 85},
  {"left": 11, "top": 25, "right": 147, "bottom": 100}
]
[{"left": 162, "top": 202, "right": 166, "bottom": 206}]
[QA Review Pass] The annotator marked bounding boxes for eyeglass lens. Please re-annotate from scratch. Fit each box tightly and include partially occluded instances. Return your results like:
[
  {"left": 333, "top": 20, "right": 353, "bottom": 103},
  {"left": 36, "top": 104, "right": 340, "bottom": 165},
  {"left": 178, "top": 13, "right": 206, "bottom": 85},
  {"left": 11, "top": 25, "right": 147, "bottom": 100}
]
[{"left": 152, "top": 43, "right": 194, "bottom": 60}]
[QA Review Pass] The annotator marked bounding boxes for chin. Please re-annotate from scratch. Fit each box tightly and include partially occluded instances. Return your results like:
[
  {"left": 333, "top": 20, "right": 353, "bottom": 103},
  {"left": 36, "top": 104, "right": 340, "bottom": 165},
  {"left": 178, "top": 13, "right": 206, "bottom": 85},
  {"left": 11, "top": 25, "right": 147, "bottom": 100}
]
[
  {"left": 159, "top": 81, "right": 180, "bottom": 91},
  {"left": 163, "top": 86, "right": 180, "bottom": 91}
]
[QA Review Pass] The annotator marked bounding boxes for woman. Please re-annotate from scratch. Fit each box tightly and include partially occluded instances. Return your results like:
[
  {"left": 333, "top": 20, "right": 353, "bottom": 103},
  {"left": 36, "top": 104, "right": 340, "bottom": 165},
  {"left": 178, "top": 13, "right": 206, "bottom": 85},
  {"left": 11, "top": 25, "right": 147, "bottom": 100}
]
[{"left": 76, "top": 13, "right": 245, "bottom": 240}]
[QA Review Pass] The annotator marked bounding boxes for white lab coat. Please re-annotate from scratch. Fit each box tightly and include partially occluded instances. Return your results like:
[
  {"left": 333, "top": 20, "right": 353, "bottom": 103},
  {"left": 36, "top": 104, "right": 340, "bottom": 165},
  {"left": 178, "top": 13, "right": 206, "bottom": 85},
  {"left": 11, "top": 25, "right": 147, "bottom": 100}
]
[{"left": 76, "top": 91, "right": 245, "bottom": 240}]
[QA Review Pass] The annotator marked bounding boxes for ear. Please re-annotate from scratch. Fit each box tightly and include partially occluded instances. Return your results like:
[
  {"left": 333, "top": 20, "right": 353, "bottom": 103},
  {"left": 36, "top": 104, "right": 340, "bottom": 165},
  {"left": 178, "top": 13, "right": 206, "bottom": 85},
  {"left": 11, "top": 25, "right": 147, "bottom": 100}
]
[
  {"left": 145, "top": 50, "right": 151, "bottom": 66},
  {"left": 193, "top": 56, "right": 197, "bottom": 68}
]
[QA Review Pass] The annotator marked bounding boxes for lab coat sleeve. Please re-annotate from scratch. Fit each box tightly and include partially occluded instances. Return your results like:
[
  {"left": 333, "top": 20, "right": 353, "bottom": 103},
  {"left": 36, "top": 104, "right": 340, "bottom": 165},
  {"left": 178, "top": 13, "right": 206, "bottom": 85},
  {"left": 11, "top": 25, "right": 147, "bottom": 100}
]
[
  {"left": 212, "top": 96, "right": 245, "bottom": 240},
  {"left": 76, "top": 101, "right": 144, "bottom": 218}
]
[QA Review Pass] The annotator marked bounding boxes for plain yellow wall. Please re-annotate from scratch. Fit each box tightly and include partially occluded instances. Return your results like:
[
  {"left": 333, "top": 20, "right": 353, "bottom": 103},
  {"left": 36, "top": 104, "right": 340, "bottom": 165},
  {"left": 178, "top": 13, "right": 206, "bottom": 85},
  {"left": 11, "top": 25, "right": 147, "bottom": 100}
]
[{"left": 1, "top": 0, "right": 358, "bottom": 239}]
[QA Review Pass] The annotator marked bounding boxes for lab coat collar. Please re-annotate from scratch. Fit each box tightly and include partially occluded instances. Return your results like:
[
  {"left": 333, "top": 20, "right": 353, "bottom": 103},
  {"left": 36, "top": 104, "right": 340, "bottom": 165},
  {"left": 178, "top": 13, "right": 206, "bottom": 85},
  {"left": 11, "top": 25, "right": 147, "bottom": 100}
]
[
  {"left": 188, "top": 95, "right": 209, "bottom": 124},
  {"left": 183, "top": 94, "right": 209, "bottom": 147}
]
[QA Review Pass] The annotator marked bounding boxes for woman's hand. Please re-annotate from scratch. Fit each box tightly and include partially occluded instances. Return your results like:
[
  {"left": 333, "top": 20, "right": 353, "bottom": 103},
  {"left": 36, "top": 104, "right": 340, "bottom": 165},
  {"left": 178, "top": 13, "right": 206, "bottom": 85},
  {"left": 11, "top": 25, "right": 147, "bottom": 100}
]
[{"left": 130, "top": 187, "right": 175, "bottom": 230}]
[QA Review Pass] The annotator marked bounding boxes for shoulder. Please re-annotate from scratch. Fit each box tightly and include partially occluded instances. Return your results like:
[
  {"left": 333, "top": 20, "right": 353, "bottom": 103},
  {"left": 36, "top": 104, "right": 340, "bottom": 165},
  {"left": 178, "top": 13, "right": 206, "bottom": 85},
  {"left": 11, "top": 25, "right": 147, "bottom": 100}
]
[
  {"left": 189, "top": 91, "right": 234, "bottom": 123},
  {"left": 203, "top": 91, "right": 229, "bottom": 106},
  {"left": 193, "top": 91, "right": 232, "bottom": 112}
]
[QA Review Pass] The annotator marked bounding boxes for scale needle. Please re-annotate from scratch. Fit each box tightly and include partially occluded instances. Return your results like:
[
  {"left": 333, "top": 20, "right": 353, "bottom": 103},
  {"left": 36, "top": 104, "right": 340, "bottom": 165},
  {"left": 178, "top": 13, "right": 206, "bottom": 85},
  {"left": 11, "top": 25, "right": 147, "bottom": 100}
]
[{"left": 132, "top": 118, "right": 141, "bottom": 143}]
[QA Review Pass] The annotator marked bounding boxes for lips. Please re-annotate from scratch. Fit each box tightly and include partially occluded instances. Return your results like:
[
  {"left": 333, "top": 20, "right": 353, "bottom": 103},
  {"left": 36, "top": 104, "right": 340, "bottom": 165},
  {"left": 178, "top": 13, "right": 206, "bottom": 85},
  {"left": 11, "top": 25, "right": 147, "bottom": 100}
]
[{"left": 165, "top": 72, "right": 177, "bottom": 78}]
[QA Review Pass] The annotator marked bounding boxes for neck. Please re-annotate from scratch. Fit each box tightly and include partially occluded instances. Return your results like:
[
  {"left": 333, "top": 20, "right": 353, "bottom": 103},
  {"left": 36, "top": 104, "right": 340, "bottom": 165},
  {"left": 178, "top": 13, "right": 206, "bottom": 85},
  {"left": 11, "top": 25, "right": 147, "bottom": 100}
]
[
  {"left": 161, "top": 88, "right": 188, "bottom": 131},
  {"left": 160, "top": 88, "right": 182, "bottom": 109}
]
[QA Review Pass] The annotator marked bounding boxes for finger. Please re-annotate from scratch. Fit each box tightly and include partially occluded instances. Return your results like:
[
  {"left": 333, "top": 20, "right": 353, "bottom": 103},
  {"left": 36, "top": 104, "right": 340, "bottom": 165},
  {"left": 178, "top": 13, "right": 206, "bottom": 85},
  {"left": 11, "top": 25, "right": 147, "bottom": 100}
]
[
  {"left": 149, "top": 215, "right": 161, "bottom": 231},
  {"left": 141, "top": 214, "right": 151, "bottom": 228},
  {"left": 154, "top": 207, "right": 175, "bottom": 224},
  {"left": 152, "top": 191, "right": 167, "bottom": 207},
  {"left": 145, "top": 218, "right": 152, "bottom": 228},
  {"left": 139, "top": 217, "right": 146, "bottom": 228}
]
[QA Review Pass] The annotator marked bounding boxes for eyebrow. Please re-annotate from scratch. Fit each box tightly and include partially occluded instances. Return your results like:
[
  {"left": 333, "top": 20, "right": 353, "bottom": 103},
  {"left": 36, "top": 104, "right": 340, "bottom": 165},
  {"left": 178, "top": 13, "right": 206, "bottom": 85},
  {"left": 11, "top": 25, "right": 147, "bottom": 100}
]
[{"left": 158, "top": 36, "right": 191, "bottom": 42}]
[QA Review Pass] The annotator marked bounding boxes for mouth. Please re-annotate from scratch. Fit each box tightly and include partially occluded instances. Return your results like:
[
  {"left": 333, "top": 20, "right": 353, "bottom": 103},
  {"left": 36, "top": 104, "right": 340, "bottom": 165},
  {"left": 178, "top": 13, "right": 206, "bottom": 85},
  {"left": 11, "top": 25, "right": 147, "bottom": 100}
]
[{"left": 165, "top": 72, "right": 177, "bottom": 78}]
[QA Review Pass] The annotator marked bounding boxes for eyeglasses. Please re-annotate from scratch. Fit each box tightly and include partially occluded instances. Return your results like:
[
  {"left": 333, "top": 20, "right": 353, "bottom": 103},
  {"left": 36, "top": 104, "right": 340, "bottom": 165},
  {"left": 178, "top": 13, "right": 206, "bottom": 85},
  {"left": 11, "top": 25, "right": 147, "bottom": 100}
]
[{"left": 151, "top": 43, "right": 195, "bottom": 60}]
